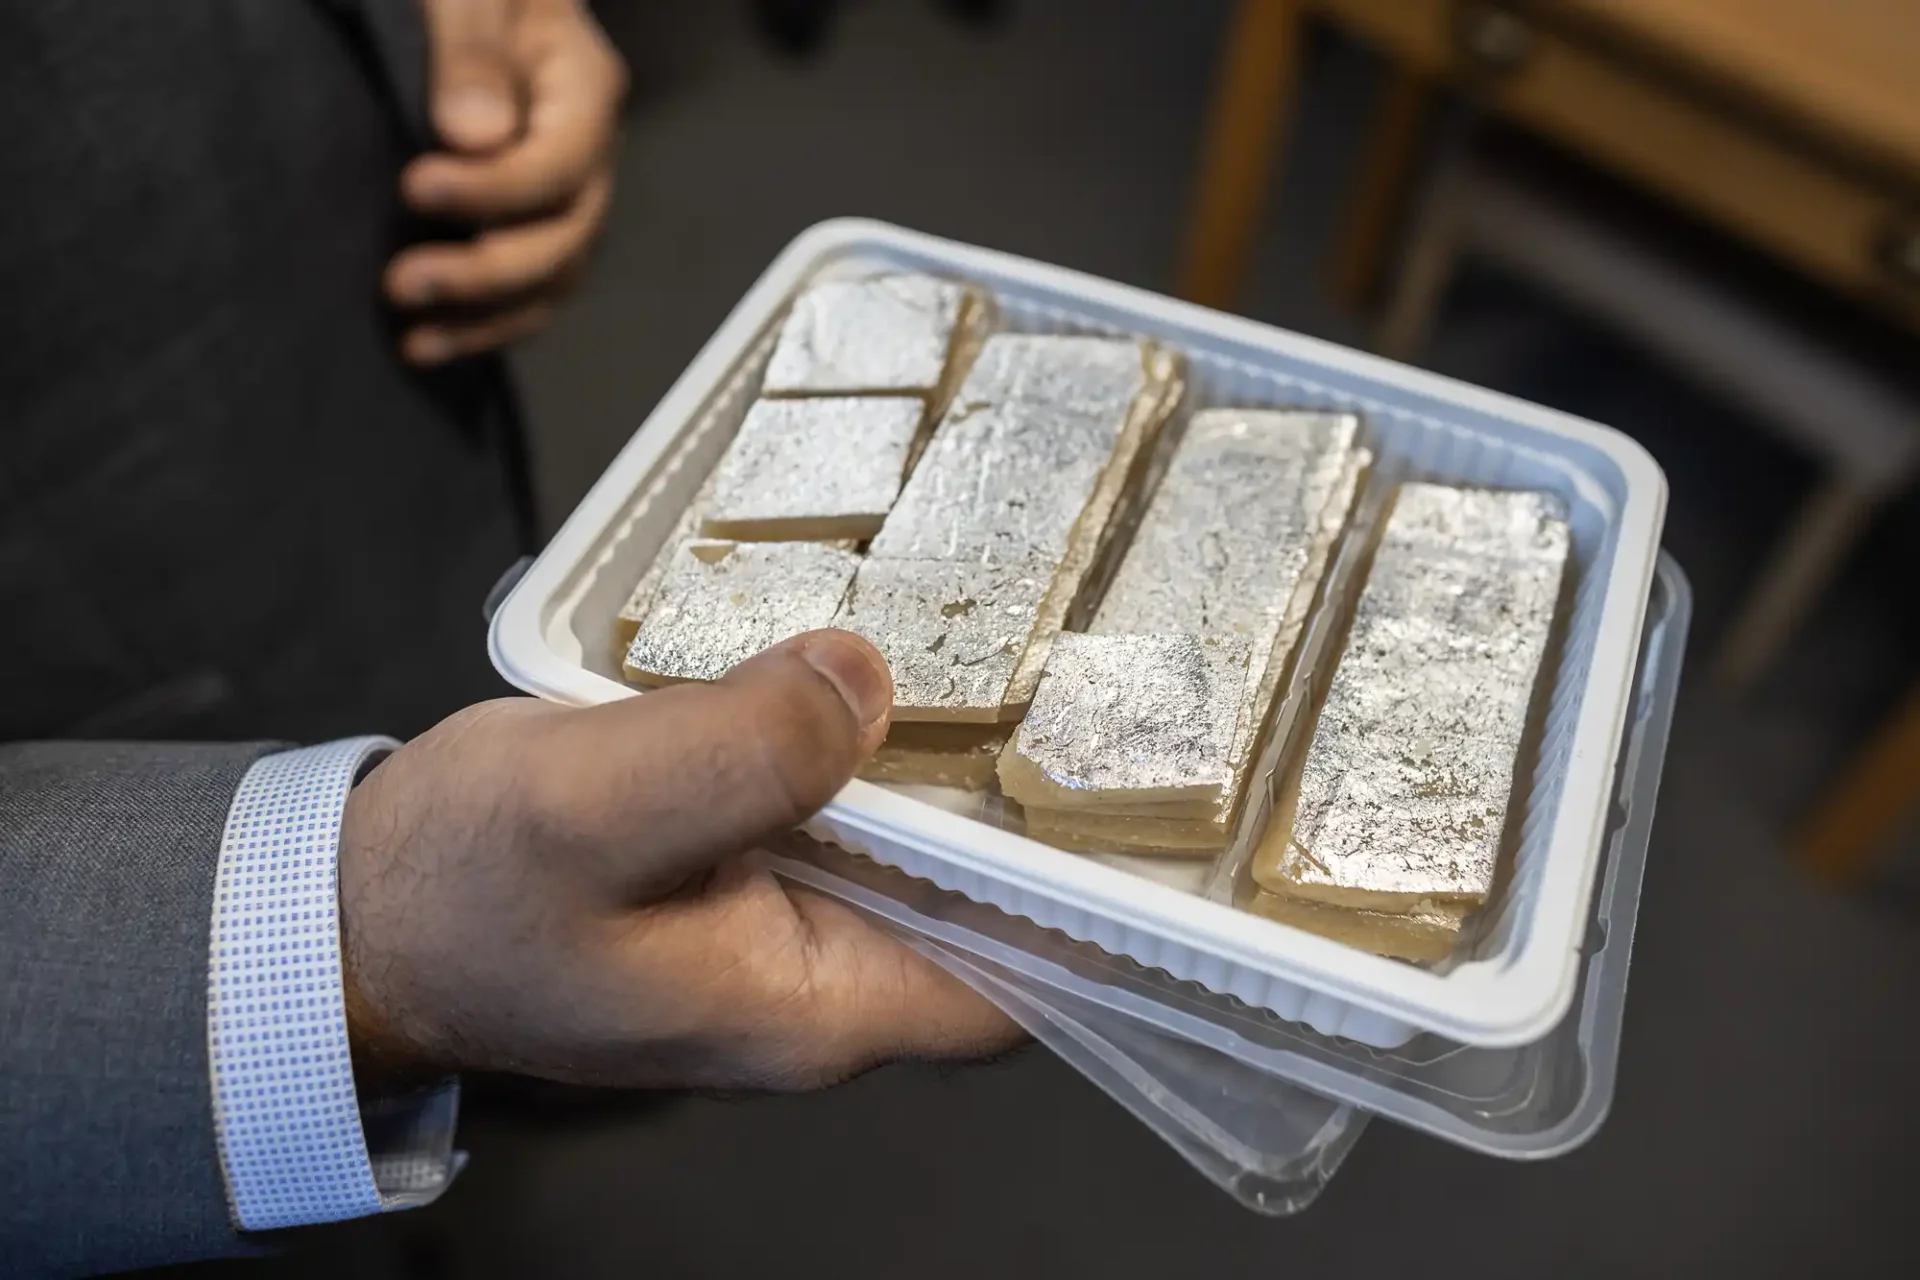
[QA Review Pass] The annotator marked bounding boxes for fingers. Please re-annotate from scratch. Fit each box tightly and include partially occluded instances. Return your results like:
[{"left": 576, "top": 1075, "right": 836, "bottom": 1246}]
[
  {"left": 388, "top": 171, "right": 610, "bottom": 312},
  {"left": 421, "top": 0, "right": 521, "bottom": 153},
  {"left": 403, "top": 15, "right": 625, "bottom": 224},
  {"left": 785, "top": 889, "right": 1027, "bottom": 1076},
  {"left": 737, "top": 630, "right": 893, "bottom": 759},
  {"left": 388, "top": 168, "right": 608, "bottom": 363},
  {"left": 402, "top": 297, "right": 558, "bottom": 365},
  {"left": 610, "top": 867, "right": 1025, "bottom": 1092},
  {"left": 394, "top": 2, "right": 626, "bottom": 363},
  {"left": 543, "top": 631, "right": 893, "bottom": 895}
]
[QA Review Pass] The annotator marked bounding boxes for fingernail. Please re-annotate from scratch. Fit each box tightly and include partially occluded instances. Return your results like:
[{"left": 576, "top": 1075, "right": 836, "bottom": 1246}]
[
  {"left": 441, "top": 86, "right": 514, "bottom": 146},
  {"left": 797, "top": 632, "right": 893, "bottom": 730}
]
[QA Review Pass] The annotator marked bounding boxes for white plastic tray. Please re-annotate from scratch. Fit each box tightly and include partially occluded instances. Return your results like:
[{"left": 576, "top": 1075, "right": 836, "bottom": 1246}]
[
  {"left": 769, "top": 553, "right": 1689, "bottom": 1169},
  {"left": 488, "top": 218, "right": 1669, "bottom": 1049}
]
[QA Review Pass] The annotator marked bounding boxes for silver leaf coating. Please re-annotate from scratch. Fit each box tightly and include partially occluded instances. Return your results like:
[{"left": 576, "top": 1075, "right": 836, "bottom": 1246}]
[
  {"left": 762, "top": 274, "right": 969, "bottom": 396},
  {"left": 1005, "top": 633, "right": 1250, "bottom": 805},
  {"left": 1255, "top": 484, "right": 1570, "bottom": 908},
  {"left": 832, "top": 556, "right": 1049, "bottom": 721},
  {"left": 1006, "top": 410, "right": 1361, "bottom": 827},
  {"left": 624, "top": 541, "right": 860, "bottom": 684},
  {"left": 701, "top": 397, "right": 922, "bottom": 539},
  {"left": 868, "top": 335, "right": 1154, "bottom": 567}
]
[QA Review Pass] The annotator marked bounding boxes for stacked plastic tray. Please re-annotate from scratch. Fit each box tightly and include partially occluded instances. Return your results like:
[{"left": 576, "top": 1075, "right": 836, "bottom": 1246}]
[
  {"left": 487, "top": 221, "right": 1690, "bottom": 1211},
  {"left": 767, "top": 555, "right": 1686, "bottom": 1211}
]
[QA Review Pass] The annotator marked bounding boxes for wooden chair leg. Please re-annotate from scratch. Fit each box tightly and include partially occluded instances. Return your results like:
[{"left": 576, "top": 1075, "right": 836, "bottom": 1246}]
[
  {"left": 1372, "top": 165, "right": 1468, "bottom": 361},
  {"left": 1800, "top": 687, "right": 1920, "bottom": 885},
  {"left": 1175, "top": 0, "right": 1306, "bottom": 311},
  {"left": 1330, "top": 64, "right": 1436, "bottom": 312},
  {"left": 1712, "top": 477, "right": 1883, "bottom": 691}
]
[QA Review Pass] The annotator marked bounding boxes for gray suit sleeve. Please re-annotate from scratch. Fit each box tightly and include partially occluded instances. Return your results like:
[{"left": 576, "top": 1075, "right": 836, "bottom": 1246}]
[{"left": 0, "top": 741, "right": 284, "bottom": 1278}]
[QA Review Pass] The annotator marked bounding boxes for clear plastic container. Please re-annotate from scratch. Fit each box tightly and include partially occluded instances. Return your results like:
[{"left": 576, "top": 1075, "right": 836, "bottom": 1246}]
[
  {"left": 483, "top": 552, "right": 1685, "bottom": 1212},
  {"left": 900, "top": 933, "right": 1371, "bottom": 1216},
  {"left": 759, "top": 554, "right": 1688, "bottom": 1209}
]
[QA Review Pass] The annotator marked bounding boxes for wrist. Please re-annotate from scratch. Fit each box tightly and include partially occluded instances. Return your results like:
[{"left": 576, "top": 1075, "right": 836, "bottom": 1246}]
[
  {"left": 338, "top": 763, "right": 445, "bottom": 1095},
  {"left": 340, "top": 938, "right": 439, "bottom": 1096}
]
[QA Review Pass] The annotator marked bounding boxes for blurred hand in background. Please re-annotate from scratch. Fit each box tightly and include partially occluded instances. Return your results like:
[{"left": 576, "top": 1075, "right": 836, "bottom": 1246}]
[{"left": 387, "top": 0, "right": 628, "bottom": 365}]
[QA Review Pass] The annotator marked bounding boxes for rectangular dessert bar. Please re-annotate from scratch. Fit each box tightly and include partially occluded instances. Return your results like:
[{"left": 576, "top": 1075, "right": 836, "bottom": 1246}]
[
  {"left": 997, "top": 632, "right": 1252, "bottom": 808},
  {"left": 1251, "top": 484, "right": 1571, "bottom": 911},
  {"left": 999, "top": 345, "right": 1185, "bottom": 710},
  {"left": 699, "top": 397, "right": 923, "bottom": 542},
  {"left": 761, "top": 273, "right": 989, "bottom": 403}
]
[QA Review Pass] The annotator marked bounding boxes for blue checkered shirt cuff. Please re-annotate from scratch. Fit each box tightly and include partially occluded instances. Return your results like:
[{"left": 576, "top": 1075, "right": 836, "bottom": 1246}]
[{"left": 206, "top": 737, "right": 464, "bottom": 1231}]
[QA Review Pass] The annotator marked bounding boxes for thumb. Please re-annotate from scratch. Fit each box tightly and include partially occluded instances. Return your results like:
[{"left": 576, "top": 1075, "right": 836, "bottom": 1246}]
[
  {"left": 554, "top": 630, "right": 894, "bottom": 895},
  {"left": 421, "top": 0, "right": 521, "bottom": 153}
]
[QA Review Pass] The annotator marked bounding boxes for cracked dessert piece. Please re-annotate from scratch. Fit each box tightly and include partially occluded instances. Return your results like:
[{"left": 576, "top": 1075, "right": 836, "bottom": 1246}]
[
  {"left": 622, "top": 541, "right": 859, "bottom": 685},
  {"left": 861, "top": 333, "right": 1183, "bottom": 721},
  {"left": 1004, "top": 410, "right": 1364, "bottom": 853},
  {"left": 831, "top": 556, "right": 1049, "bottom": 723}
]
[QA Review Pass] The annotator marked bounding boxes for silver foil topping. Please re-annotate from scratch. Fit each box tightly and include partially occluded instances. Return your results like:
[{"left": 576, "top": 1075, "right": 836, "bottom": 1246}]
[
  {"left": 1106, "top": 412, "right": 1361, "bottom": 811},
  {"left": 1093, "top": 410, "right": 1360, "bottom": 639},
  {"left": 701, "top": 397, "right": 922, "bottom": 539},
  {"left": 1256, "top": 484, "right": 1570, "bottom": 907},
  {"left": 1002, "top": 344, "right": 1185, "bottom": 709},
  {"left": 1005, "top": 410, "right": 1360, "bottom": 817},
  {"left": 868, "top": 335, "right": 1153, "bottom": 567},
  {"left": 617, "top": 466, "right": 722, "bottom": 648},
  {"left": 624, "top": 541, "right": 860, "bottom": 684},
  {"left": 618, "top": 472, "right": 861, "bottom": 655},
  {"left": 1005, "top": 633, "right": 1251, "bottom": 805},
  {"left": 762, "top": 274, "right": 968, "bottom": 396},
  {"left": 832, "top": 556, "right": 1048, "bottom": 721},
  {"left": 1009, "top": 449, "right": 1368, "bottom": 846}
]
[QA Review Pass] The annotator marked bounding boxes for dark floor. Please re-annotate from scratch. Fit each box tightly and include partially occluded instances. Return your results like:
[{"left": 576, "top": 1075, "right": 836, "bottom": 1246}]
[{"left": 159, "top": 2, "right": 1919, "bottom": 1276}]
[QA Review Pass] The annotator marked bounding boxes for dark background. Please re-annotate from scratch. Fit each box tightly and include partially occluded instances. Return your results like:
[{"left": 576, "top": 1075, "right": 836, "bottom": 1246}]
[{"left": 158, "top": 1, "right": 1918, "bottom": 1275}]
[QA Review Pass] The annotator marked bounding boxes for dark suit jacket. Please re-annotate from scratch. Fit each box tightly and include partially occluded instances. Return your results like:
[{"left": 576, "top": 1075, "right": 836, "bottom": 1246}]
[{"left": 1, "top": 2, "right": 531, "bottom": 1273}]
